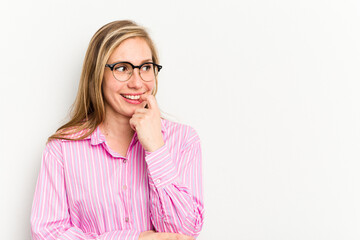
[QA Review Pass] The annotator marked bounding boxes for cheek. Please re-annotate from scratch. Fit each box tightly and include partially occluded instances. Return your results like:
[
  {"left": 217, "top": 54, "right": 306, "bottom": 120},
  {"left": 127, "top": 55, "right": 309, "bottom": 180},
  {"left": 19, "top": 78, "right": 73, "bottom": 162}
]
[
  {"left": 102, "top": 78, "right": 120, "bottom": 104},
  {"left": 103, "top": 74, "right": 123, "bottom": 93},
  {"left": 102, "top": 79, "right": 110, "bottom": 96},
  {"left": 101, "top": 83, "right": 111, "bottom": 105},
  {"left": 146, "top": 81, "right": 156, "bottom": 94}
]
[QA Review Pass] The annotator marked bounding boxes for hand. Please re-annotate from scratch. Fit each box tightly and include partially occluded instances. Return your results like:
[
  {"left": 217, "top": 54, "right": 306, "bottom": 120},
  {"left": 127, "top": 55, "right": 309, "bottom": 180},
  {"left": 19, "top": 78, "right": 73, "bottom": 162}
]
[
  {"left": 129, "top": 94, "right": 164, "bottom": 152},
  {"left": 139, "top": 230, "right": 195, "bottom": 240}
]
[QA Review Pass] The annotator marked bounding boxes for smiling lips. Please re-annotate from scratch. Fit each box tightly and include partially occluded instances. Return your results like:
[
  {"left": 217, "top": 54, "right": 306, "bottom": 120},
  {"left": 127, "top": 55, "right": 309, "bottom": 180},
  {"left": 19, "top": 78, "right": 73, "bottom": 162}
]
[{"left": 120, "top": 94, "right": 143, "bottom": 104}]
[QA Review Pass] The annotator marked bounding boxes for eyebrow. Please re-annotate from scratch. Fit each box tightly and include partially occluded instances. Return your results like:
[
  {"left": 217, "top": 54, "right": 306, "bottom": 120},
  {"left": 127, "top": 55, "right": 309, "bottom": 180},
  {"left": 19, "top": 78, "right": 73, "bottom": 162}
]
[
  {"left": 141, "top": 59, "right": 153, "bottom": 63},
  {"left": 111, "top": 59, "right": 153, "bottom": 65}
]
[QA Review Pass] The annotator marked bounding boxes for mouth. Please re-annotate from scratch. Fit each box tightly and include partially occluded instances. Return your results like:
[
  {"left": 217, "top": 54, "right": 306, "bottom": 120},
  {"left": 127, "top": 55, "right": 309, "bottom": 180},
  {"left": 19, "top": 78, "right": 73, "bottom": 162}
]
[{"left": 120, "top": 93, "right": 143, "bottom": 104}]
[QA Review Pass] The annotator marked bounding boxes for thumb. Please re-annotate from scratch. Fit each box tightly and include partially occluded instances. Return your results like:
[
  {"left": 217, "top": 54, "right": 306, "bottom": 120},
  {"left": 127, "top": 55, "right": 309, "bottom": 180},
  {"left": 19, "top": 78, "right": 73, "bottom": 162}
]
[{"left": 129, "top": 118, "right": 137, "bottom": 131}]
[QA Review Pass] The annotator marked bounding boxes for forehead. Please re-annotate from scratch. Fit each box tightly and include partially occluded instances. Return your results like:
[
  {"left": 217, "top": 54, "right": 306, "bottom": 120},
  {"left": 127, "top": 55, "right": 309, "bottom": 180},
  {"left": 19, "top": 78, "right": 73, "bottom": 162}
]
[{"left": 108, "top": 37, "right": 152, "bottom": 64}]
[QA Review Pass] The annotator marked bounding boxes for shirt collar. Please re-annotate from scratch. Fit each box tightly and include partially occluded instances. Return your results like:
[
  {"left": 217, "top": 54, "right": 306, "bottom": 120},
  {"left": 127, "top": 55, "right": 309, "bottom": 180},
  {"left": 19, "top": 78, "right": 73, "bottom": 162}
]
[
  {"left": 88, "top": 125, "right": 106, "bottom": 146},
  {"left": 160, "top": 118, "right": 167, "bottom": 135},
  {"left": 86, "top": 118, "right": 167, "bottom": 146}
]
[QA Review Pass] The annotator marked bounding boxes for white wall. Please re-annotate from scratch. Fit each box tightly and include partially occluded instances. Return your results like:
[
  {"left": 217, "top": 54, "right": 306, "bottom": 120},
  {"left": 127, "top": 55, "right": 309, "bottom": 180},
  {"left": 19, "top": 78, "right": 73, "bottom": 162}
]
[{"left": 1, "top": 0, "right": 360, "bottom": 239}]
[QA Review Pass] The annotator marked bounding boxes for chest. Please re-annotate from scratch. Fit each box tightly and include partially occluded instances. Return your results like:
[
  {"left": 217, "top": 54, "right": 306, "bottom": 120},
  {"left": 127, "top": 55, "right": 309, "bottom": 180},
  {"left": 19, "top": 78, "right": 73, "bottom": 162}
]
[
  {"left": 61, "top": 143, "right": 151, "bottom": 228},
  {"left": 62, "top": 141, "right": 148, "bottom": 193}
]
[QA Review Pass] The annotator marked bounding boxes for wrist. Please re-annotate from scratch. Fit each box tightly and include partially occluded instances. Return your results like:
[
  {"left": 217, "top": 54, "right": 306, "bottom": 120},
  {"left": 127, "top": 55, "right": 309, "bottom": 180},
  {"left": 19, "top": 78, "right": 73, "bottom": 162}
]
[{"left": 145, "top": 139, "right": 164, "bottom": 152}]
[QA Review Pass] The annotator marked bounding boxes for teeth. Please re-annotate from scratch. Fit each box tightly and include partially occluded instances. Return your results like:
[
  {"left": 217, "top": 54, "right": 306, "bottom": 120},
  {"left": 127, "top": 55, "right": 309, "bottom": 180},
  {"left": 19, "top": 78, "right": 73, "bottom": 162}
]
[{"left": 122, "top": 94, "right": 141, "bottom": 100}]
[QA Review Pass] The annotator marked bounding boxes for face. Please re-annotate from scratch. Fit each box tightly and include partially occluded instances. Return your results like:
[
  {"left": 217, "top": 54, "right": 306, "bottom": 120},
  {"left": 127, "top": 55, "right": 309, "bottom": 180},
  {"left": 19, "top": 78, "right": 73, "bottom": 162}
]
[{"left": 102, "top": 37, "right": 155, "bottom": 119}]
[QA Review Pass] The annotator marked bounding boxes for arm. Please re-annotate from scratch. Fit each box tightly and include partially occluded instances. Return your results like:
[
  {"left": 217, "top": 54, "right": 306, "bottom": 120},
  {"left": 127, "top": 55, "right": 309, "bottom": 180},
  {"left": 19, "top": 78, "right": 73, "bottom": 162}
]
[
  {"left": 145, "top": 138, "right": 204, "bottom": 237},
  {"left": 30, "top": 141, "right": 141, "bottom": 240},
  {"left": 129, "top": 94, "right": 204, "bottom": 237}
]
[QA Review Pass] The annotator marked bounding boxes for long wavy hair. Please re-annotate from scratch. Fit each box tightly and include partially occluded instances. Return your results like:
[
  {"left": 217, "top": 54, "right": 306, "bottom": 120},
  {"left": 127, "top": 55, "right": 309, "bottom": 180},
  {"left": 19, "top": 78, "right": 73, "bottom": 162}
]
[{"left": 48, "top": 20, "right": 160, "bottom": 142}]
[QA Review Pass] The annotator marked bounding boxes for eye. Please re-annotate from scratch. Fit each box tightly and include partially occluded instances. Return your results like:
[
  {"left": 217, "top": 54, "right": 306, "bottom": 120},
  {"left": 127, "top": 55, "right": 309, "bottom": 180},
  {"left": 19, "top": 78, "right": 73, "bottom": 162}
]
[
  {"left": 114, "top": 65, "right": 128, "bottom": 72},
  {"left": 114, "top": 63, "right": 132, "bottom": 73},
  {"left": 141, "top": 64, "right": 153, "bottom": 72}
]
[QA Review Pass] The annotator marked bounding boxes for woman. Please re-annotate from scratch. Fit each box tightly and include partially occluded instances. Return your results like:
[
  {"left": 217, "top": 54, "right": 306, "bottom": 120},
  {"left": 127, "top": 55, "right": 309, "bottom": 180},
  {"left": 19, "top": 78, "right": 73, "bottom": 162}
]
[{"left": 30, "top": 20, "right": 204, "bottom": 240}]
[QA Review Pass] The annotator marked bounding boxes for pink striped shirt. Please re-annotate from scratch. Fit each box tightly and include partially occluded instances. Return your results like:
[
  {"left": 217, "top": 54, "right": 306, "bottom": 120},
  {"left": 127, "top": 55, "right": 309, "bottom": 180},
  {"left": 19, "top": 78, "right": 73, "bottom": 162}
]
[{"left": 30, "top": 119, "right": 204, "bottom": 239}]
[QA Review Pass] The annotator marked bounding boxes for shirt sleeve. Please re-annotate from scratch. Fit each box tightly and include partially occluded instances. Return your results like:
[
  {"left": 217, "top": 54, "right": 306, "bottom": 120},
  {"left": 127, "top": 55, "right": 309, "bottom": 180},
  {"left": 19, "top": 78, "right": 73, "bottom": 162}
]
[
  {"left": 30, "top": 141, "right": 141, "bottom": 240},
  {"left": 144, "top": 131, "right": 204, "bottom": 238}
]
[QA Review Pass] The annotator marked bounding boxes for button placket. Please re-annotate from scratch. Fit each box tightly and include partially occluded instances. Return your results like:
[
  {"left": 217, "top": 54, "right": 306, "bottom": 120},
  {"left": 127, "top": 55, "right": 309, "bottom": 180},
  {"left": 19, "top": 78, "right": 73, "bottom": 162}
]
[{"left": 121, "top": 157, "right": 130, "bottom": 225}]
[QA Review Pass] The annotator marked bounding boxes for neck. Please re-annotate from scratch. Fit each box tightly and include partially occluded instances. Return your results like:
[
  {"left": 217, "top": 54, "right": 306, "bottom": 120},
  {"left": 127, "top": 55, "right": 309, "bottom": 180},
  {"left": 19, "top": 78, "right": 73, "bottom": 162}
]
[{"left": 99, "top": 109, "right": 134, "bottom": 141}]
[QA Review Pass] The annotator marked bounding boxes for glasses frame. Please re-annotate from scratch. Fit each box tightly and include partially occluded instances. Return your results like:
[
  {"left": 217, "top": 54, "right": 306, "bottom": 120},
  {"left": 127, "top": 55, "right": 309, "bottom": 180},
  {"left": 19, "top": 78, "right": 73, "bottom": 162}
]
[{"left": 105, "top": 61, "right": 163, "bottom": 82}]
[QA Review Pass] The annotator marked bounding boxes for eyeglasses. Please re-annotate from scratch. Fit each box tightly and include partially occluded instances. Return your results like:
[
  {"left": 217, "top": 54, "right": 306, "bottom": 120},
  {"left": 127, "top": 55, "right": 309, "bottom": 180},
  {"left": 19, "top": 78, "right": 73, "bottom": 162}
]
[{"left": 105, "top": 61, "right": 162, "bottom": 82}]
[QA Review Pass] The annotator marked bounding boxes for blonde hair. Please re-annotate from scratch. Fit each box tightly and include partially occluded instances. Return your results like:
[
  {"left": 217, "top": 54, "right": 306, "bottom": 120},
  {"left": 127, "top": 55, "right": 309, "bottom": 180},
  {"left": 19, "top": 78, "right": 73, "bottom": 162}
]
[{"left": 48, "top": 20, "right": 160, "bottom": 142}]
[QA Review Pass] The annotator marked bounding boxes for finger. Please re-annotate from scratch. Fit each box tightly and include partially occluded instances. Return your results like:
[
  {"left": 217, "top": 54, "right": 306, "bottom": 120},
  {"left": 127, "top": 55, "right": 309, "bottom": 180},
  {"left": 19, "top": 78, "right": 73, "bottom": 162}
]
[
  {"left": 140, "top": 98, "right": 148, "bottom": 109},
  {"left": 134, "top": 108, "right": 147, "bottom": 114},
  {"left": 157, "top": 233, "right": 193, "bottom": 240},
  {"left": 141, "top": 94, "right": 158, "bottom": 110},
  {"left": 138, "top": 230, "right": 156, "bottom": 240},
  {"left": 140, "top": 92, "right": 151, "bottom": 109},
  {"left": 131, "top": 112, "right": 148, "bottom": 121}
]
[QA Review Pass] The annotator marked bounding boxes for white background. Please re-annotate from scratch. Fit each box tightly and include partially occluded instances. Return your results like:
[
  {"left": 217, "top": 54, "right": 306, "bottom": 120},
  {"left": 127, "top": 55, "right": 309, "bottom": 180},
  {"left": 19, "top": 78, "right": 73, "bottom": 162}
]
[{"left": 1, "top": 0, "right": 360, "bottom": 239}]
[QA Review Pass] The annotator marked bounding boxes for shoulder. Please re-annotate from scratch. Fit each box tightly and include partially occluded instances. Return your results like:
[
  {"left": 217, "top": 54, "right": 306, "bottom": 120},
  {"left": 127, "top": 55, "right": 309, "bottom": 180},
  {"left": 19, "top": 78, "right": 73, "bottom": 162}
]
[
  {"left": 44, "top": 127, "right": 92, "bottom": 158},
  {"left": 55, "top": 126, "right": 92, "bottom": 142},
  {"left": 42, "top": 138, "right": 64, "bottom": 164},
  {"left": 161, "top": 118, "right": 200, "bottom": 148}
]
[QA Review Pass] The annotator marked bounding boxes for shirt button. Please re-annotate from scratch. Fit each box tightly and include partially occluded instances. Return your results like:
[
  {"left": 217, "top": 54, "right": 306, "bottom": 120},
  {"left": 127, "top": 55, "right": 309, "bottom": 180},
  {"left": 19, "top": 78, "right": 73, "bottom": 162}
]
[
  {"left": 125, "top": 217, "right": 129, "bottom": 222},
  {"left": 123, "top": 159, "right": 127, "bottom": 163},
  {"left": 156, "top": 179, "right": 161, "bottom": 184},
  {"left": 122, "top": 185, "right": 127, "bottom": 190}
]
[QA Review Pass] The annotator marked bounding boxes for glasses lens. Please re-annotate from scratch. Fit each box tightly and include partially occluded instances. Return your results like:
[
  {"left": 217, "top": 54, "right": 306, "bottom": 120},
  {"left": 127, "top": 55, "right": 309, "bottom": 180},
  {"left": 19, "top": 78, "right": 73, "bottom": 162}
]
[
  {"left": 113, "top": 62, "right": 132, "bottom": 81},
  {"left": 140, "top": 63, "right": 158, "bottom": 81}
]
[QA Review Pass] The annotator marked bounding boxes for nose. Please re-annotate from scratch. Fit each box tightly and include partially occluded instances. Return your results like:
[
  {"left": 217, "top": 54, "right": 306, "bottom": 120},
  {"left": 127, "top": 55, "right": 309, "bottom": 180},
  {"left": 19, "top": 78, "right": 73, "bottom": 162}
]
[{"left": 127, "top": 69, "right": 142, "bottom": 89}]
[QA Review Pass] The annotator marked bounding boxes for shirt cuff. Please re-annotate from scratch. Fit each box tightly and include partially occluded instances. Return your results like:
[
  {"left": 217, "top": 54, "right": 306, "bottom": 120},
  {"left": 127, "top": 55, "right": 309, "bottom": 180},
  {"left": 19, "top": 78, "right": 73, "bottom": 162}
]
[{"left": 145, "top": 144, "right": 178, "bottom": 188}]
